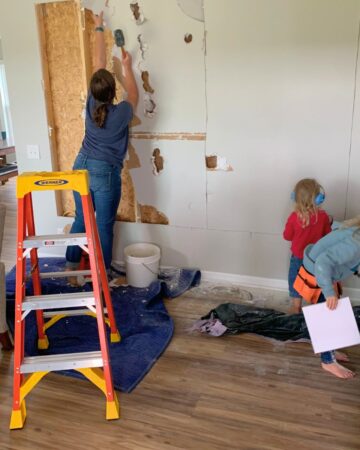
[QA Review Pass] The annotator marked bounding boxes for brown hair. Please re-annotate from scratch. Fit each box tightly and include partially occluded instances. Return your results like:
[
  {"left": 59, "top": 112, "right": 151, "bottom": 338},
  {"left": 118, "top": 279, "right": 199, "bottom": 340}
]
[
  {"left": 90, "top": 69, "right": 116, "bottom": 128},
  {"left": 293, "top": 178, "right": 323, "bottom": 227}
]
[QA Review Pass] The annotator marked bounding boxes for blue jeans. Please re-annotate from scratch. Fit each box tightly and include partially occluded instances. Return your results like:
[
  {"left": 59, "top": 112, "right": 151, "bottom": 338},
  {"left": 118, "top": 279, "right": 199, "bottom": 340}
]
[
  {"left": 65, "top": 152, "right": 121, "bottom": 270},
  {"left": 317, "top": 293, "right": 336, "bottom": 364},
  {"left": 288, "top": 254, "right": 302, "bottom": 298}
]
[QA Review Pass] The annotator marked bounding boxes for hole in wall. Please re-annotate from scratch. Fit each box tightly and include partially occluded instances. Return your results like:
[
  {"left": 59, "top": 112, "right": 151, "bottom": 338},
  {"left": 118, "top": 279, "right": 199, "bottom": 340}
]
[
  {"left": 144, "top": 94, "right": 156, "bottom": 118},
  {"left": 206, "top": 155, "right": 217, "bottom": 169},
  {"left": 206, "top": 154, "right": 233, "bottom": 171},
  {"left": 139, "top": 204, "right": 169, "bottom": 225},
  {"left": 130, "top": 2, "right": 145, "bottom": 25},
  {"left": 184, "top": 33, "right": 193, "bottom": 43},
  {"left": 141, "top": 71, "right": 154, "bottom": 94},
  {"left": 151, "top": 148, "right": 164, "bottom": 175}
]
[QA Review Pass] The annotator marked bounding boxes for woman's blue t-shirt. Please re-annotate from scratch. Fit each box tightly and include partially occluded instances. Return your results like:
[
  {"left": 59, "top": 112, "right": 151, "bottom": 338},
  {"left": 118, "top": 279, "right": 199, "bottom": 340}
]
[{"left": 80, "top": 93, "right": 133, "bottom": 168}]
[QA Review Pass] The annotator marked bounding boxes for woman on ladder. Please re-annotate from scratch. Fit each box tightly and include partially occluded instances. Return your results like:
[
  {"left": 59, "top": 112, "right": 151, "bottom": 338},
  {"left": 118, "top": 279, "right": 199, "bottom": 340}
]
[{"left": 66, "top": 11, "right": 138, "bottom": 278}]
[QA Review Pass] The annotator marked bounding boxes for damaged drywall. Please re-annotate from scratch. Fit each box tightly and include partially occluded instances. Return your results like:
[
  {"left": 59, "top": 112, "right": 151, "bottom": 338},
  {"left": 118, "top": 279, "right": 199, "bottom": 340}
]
[
  {"left": 130, "top": 2, "right": 145, "bottom": 25},
  {"left": 206, "top": 154, "right": 233, "bottom": 171},
  {"left": 151, "top": 148, "right": 164, "bottom": 175},
  {"left": 141, "top": 70, "right": 154, "bottom": 93},
  {"left": 135, "top": 33, "right": 156, "bottom": 117},
  {"left": 139, "top": 204, "right": 169, "bottom": 225},
  {"left": 126, "top": 143, "right": 141, "bottom": 169},
  {"left": 137, "top": 34, "right": 148, "bottom": 61},
  {"left": 117, "top": 165, "right": 137, "bottom": 222},
  {"left": 184, "top": 33, "right": 193, "bottom": 43},
  {"left": 143, "top": 94, "right": 156, "bottom": 118}
]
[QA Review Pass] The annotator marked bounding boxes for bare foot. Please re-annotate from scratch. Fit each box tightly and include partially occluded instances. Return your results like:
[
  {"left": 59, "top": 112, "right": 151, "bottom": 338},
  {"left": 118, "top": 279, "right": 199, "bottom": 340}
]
[
  {"left": 321, "top": 362, "right": 355, "bottom": 379},
  {"left": 335, "top": 351, "right": 349, "bottom": 362},
  {"left": 65, "top": 267, "right": 80, "bottom": 287}
]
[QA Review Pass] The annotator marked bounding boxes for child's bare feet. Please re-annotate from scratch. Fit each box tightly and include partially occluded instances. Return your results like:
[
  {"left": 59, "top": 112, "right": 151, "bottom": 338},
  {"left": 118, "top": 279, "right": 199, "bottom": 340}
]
[
  {"left": 321, "top": 362, "right": 355, "bottom": 379},
  {"left": 335, "top": 351, "right": 349, "bottom": 362}
]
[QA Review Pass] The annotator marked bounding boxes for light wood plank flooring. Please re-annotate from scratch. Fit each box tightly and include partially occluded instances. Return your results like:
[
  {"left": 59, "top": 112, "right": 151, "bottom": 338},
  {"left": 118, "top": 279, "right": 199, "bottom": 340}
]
[{"left": 1, "top": 179, "right": 359, "bottom": 450}]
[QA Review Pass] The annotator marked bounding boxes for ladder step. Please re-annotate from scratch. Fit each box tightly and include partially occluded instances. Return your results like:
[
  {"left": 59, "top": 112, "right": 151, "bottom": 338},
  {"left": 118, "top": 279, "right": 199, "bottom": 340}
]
[
  {"left": 23, "top": 233, "right": 87, "bottom": 248},
  {"left": 23, "top": 292, "right": 96, "bottom": 311},
  {"left": 20, "top": 351, "right": 103, "bottom": 373},
  {"left": 40, "top": 270, "right": 92, "bottom": 279},
  {"left": 44, "top": 307, "right": 108, "bottom": 318}
]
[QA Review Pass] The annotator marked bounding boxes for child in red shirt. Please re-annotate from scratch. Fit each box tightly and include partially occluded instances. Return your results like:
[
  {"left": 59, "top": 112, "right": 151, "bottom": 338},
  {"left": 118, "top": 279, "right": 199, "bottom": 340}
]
[{"left": 283, "top": 178, "right": 331, "bottom": 313}]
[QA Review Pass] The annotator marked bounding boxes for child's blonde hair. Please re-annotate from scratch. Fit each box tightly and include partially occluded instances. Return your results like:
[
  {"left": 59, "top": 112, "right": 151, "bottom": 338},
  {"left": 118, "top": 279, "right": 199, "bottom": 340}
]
[{"left": 293, "top": 178, "right": 324, "bottom": 227}]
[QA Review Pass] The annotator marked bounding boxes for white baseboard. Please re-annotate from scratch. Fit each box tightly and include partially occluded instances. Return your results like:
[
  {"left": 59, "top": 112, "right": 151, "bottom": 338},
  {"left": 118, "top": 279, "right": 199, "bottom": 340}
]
[
  {"left": 201, "top": 270, "right": 288, "bottom": 291},
  {"left": 40, "top": 254, "right": 360, "bottom": 303},
  {"left": 201, "top": 269, "right": 360, "bottom": 303}
]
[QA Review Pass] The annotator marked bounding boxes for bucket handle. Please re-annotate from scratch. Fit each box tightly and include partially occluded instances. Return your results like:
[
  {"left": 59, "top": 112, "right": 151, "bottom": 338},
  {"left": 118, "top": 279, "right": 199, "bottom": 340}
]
[{"left": 142, "top": 262, "right": 159, "bottom": 276}]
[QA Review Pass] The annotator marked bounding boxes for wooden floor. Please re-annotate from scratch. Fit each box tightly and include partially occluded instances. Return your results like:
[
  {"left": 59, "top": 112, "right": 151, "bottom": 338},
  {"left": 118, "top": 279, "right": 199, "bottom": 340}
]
[{"left": 1, "top": 179, "right": 360, "bottom": 450}]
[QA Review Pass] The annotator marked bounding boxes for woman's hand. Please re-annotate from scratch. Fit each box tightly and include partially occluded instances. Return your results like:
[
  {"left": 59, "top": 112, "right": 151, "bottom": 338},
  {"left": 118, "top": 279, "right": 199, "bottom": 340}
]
[
  {"left": 122, "top": 51, "right": 132, "bottom": 69},
  {"left": 326, "top": 296, "right": 338, "bottom": 310},
  {"left": 93, "top": 11, "right": 104, "bottom": 28}
]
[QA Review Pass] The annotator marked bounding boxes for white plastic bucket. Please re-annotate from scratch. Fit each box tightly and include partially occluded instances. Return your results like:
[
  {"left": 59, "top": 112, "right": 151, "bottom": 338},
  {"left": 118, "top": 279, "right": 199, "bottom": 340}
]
[{"left": 124, "top": 243, "right": 161, "bottom": 288}]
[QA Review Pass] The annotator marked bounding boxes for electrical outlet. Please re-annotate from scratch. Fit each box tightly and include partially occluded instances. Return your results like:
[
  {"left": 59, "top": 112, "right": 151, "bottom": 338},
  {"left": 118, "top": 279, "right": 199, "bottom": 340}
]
[{"left": 27, "top": 144, "right": 40, "bottom": 160}]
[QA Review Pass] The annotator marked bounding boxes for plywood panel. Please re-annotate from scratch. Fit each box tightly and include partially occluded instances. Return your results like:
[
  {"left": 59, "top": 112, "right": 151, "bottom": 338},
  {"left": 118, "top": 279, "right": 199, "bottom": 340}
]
[
  {"left": 41, "top": 1, "right": 86, "bottom": 214},
  {"left": 39, "top": 2, "right": 137, "bottom": 221},
  {"left": 205, "top": 0, "right": 360, "bottom": 233}
]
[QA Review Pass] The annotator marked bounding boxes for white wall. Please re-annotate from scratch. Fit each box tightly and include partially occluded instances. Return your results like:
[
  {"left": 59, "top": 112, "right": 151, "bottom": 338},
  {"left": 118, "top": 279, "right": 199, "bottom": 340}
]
[{"left": 1, "top": 0, "right": 360, "bottom": 290}]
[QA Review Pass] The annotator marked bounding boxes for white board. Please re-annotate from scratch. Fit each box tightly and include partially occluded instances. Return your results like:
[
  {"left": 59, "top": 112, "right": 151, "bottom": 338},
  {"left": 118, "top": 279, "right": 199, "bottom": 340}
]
[{"left": 302, "top": 297, "right": 360, "bottom": 354}]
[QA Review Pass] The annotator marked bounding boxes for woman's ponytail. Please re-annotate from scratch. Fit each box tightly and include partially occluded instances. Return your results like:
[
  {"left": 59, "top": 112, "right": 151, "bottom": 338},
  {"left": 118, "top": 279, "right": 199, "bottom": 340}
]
[
  {"left": 90, "top": 69, "right": 116, "bottom": 128},
  {"left": 93, "top": 103, "right": 108, "bottom": 128}
]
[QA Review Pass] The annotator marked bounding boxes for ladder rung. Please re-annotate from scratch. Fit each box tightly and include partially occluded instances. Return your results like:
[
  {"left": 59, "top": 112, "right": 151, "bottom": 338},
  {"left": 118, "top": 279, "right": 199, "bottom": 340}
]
[
  {"left": 20, "top": 351, "right": 103, "bottom": 373},
  {"left": 23, "top": 233, "right": 87, "bottom": 248},
  {"left": 44, "top": 307, "right": 108, "bottom": 318},
  {"left": 22, "top": 292, "right": 95, "bottom": 311},
  {"left": 40, "top": 270, "right": 92, "bottom": 279}
]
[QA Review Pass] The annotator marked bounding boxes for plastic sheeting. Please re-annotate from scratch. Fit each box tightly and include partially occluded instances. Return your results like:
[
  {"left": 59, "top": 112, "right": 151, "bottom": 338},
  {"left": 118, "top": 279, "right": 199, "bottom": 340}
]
[{"left": 198, "top": 303, "right": 360, "bottom": 341}]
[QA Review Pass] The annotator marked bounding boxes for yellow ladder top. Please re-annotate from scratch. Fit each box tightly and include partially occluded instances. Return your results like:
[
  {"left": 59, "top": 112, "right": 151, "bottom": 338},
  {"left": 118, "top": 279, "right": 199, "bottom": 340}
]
[{"left": 16, "top": 170, "right": 90, "bottom": 198}]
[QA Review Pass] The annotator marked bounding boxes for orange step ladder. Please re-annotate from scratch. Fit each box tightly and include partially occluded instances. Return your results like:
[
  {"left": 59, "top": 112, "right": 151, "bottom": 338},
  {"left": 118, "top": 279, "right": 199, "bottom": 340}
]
[{"left": 10, "top": 170, "right": 121, "bottom": 429}]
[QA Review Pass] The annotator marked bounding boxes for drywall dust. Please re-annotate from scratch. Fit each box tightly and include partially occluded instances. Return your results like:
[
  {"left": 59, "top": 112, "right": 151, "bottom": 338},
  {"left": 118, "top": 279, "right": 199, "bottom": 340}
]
[{"left": 151, "top": 148, "right": 164, "bottom": 175}]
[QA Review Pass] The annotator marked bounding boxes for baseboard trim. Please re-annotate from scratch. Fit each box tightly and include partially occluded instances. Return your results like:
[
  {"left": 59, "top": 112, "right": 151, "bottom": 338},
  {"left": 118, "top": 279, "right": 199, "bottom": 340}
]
[
  {"left": 40, "top": 254, "right": 360, "bottom": 302},
  {"left": 201, "top": 270, "right": 288, "bottom": 291},
  {"left": 201, "top": 270, "right": 360, "bottom": 302}
]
